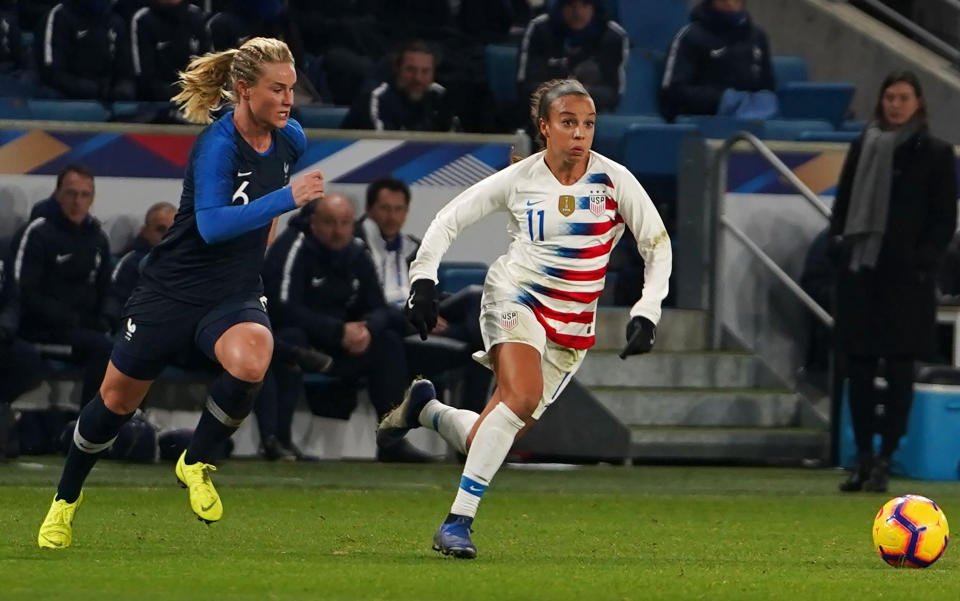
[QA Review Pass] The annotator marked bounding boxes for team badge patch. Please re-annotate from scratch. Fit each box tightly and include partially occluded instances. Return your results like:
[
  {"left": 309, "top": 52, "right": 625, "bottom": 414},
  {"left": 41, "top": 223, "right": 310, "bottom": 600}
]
[
  {"left": 589, "top": 194, "right": 606, "bottom": 217},
  {"left": 558, "top": 195, "right": 575, "bottom": 217},
  {"left": 500, "top": 311, "right": 519, "bottom": 331}
]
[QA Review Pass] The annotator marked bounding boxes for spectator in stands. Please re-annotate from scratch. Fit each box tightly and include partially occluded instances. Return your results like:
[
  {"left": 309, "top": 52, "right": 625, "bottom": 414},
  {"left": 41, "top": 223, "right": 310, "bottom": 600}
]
[
  {"left": 34, "top": 0, "right": 135, "bottom": 102},
  {"left": 831, "top": 71, "right": 957, "bottom": 493},
  {"left": 660, "top": 0, "right": 776, "bottom": 122},
  {"left": 129, "top": 0, "right": 208, "bottom": 101},
  {"left": 13, "top": 164, "right": 113, "bottom": 409},
  {"left": 259, "top": 194, "right": 430, "bottom": 462},
  {"left": 355, "top": 177, "right": 489, "bottom": 411},
  {"left": 102, "top": 202, "right": 176, "bottom": 328},
  {"left": 207, "top": 0, "right": 329, "bottom": 106},
  {"left": 341, "top": 40, "right": 457, "bottom": 132},
  {"left": 516, "top": 0, "right": 628, "bottom": 113},
  {"left": 0, "top": 242, "right": 44, "bottom": 459},
  {"left": 0, "top": 0, "right": 25, "bottom": 75}
]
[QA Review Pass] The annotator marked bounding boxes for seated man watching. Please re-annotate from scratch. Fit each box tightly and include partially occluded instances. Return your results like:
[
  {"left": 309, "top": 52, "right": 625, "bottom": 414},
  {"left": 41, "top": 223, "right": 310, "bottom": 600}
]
[{"left": 258, "top": 193, "right": 429, "bottom": 462}]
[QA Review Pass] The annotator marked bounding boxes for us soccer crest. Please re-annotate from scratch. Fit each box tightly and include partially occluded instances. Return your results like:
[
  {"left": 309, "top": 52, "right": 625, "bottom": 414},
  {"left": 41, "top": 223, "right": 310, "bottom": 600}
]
[
  {"left": 589, "top": 194, "right": 606, "bottom": 217},
  {"left": 500, "top": 311, "right": 519, "bottom": 331},
  {"left": 558, "top": 195, "right": 575, "bottom": 217}
]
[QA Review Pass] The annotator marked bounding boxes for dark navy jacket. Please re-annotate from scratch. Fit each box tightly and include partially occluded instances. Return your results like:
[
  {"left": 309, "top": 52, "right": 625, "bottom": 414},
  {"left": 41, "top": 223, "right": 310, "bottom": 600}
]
[
  {"left": 34, "top": 0, "right": 135, "bottom": 101},
  {"left": 103, "top": 234, "right": 151, "bottom": 327},
  {"left": 341, "top": 80, "right": 455, "bottom": 132},
  {"left": 129, "top": 1, "right": 208, "bottom": 101},
  {"left": 0, "top": 243, "right": 19, "bottom": 338},
  {"left": 263, "top": 208, "right": 397, "bottom": 352},
  {"left": 660, "top": 1, "right": 774, "bottom": 120},
  {"left": 139, "top": 112, "right": 306, "bottom": 308},
  {"left": 13, "top": 206, "right": 111, "bottom": 337},
  {"left": 516, "top": 2, "right": 628, "bottom": 112},
  {"left": 0, "top": 1, "right": 24, "bottom": 73}
]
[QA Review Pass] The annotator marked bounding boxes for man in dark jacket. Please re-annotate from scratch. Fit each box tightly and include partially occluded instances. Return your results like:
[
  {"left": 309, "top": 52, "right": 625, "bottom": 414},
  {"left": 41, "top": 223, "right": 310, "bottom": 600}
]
[
  {"left": 259, "top": 194, "right": 427, "bottom": 461},
  {"left": 129, "top": 0, "right": 207, "bottom": 101},
  {"left": 34, "top": 0, "right": 135, "bottom": 101},
  {"left": 660, "top": 0, "right": 775, "bottom": 121},
  {"left": 0, "top": 242, "right": 44, "bottom": 459},
  {"left": 516, "top": 0, "right": 629, "bottom": 112},
  {"left": 341, "top": 39, "right": 456, "bottom": 132},
  {"left": 102, "top": 201, "right": 176, "bottom": 328},
  {"left": 0, "top": 0, "right": 25, "bottom": 75},
  {"left": 13, "top": 164, "right": 113, "bottom": 407}
]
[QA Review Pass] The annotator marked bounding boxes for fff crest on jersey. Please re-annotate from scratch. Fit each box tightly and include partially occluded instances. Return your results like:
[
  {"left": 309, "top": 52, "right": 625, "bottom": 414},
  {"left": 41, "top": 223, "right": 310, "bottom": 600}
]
[
  {"left": 558, "top": 195, "right": 575, "bottom": 217},
  {"left": 500, "top": 311, "right": 519, "bottom": 331},
  {"left": 589, "top": 194, "right": 606, "bottom": 217}
]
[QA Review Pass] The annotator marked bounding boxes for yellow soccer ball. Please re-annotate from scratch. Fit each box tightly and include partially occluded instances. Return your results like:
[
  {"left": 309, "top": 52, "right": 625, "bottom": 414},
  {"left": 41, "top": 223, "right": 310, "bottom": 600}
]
[{"left": 873, "top": 495, "right": 949, "bottom": 568}]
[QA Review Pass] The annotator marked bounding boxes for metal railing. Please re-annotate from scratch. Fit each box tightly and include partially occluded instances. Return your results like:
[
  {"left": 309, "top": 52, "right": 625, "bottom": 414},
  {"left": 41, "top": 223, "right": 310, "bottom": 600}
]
[
  {"left": 853, "top": 0, "right": 960, "bottom": 66},
  {"left": 709, "top": 131, "right": 834, "bottom": 350}
]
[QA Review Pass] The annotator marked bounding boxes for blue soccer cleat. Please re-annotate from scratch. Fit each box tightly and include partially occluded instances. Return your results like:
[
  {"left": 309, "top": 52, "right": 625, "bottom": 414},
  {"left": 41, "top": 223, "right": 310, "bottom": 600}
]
[
  {"left": 432, "top": 515, "right": 477, "bottom": 559},
  {"left": 376, "top": 378, "right": 436, "bottom": 449}
]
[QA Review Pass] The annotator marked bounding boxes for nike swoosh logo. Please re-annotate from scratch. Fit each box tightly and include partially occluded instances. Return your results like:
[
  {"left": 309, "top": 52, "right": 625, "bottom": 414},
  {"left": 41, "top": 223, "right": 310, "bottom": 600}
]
[
  {"left": 39, "top": 535, "right": 64, "bottom": 547},
  {"left": 311, "top": 277, "right": 325, "bottom": 287},
  {"left": 467, "top": 485, "right": 484, "bottom": 493},
  {"left": 55, "top": 253, "right": 72, "bottom": 264},
  {"left": 157, "top": 41, "right": 172, "bottom": 50},
  {"left": 710, "top": 47, "right": 726, "bottom": 58},
  {"left": 201, "top": 501, "right": 216, "bottom": 512},
  {"left": 525, "top": 200, "right": 543, "bottom": 206},
  {"left": 238, "top": 171, "right": 252, "bottom": 177}
]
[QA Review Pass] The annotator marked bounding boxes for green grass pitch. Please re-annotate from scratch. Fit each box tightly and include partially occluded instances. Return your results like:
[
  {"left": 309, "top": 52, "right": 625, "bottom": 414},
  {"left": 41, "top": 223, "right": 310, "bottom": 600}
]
[{"left": 2, "top": 458, "right": 960, "bottom": 600}]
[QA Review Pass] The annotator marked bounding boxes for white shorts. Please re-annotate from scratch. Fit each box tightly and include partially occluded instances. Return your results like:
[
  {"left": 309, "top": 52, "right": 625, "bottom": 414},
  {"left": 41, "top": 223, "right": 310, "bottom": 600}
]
[{"left": 472, "top": 301, "right": 586, "bottom": 419}]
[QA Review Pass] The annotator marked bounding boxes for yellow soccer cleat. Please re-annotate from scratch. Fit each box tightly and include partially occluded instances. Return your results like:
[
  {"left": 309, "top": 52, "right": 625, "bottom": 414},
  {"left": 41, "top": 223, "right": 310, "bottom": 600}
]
[
  {"left": 175, "top": 451, "right": 223, "bottom": 524},
  {"left": 38, "top": 491, "right": 84, "bottom": 549}
]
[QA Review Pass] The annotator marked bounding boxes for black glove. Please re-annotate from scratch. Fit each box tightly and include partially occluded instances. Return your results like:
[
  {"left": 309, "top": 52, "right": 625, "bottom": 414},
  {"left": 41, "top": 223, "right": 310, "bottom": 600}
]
[
  {"left": 405, "top": 279, "right": 438, "bottom": 341},
  {"left": 619, "top": 316, "right": 656, "bottom": 359}
]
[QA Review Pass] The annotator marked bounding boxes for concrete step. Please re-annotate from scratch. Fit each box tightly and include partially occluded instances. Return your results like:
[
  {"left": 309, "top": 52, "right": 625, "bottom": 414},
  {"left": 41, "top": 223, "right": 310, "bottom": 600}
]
[
  {"left": 629, "top": 426, "right": 829, "bottom": 464},
  {"left": 589, "top": 387, "right": 805, "bottom": 428},
  {"left": 578, "top": 351, "right": 780, "bottom": 389},
  {"left": 594, "top": 307, "right": 707, "bottom": 352}
]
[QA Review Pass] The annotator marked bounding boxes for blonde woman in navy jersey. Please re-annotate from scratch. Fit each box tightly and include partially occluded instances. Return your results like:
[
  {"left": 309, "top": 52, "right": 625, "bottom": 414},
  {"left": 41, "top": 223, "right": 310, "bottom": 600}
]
[{"left": 37, "top": 37, "right": 325, "bottom": 549}]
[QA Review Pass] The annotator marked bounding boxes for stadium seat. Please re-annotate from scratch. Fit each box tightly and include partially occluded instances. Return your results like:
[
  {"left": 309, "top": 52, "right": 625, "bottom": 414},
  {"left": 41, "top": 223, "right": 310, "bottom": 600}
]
[
  {"left": 593, "top": 113, "right": 664, "bottom": 161},
  {"left": 0, "top": 95, "right": 30, "bottom": 119},
  {"left": 437, "top": 261, "right": 487, "bottom": 295},
  {"left": 771, "top": 55, "right": 808, "bottom": 89},
  {"left": 619, "top": 122, "right": 699, "bottom": 177},
  {"left": 776, "top": 81, "right": 855, "bottom": 128},
  {"left": 292, "top": 105, "right": 349, "bottom": 129},
  {"left": 0, "top": 73, "right": 34, "bottom": 98},
  {"left": 798, "top": 130, "right": 860, "bottom": 143},
  {"left": 484, "top": 44, "right": 519, "bottom": 107},
  {"left": 762, "top": 119, "right": 833, "bottom": 141},
  {"left": 614, "top": 50, "right": 663, "bottom": 117},
  {"left": 616, "top": 0, "right": 689, "bottom": 52},
  {"left": 110, "top": 101, "right": 174, "bottom": 122},
  {"left": 27, "top": 99, "right": 111, "bottom": 122},
  {"left": 675, "top": 115, "right": 763, "bottom": 139},
  {"left": 841, "top": 119, "right": 866, "bottom": 132}
]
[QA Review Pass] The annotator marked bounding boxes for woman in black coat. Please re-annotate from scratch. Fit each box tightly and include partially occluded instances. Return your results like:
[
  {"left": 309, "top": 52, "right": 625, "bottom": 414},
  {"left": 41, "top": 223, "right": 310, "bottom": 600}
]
[{"left": 830, "top": 71, "right": 957, "bottom": 492}]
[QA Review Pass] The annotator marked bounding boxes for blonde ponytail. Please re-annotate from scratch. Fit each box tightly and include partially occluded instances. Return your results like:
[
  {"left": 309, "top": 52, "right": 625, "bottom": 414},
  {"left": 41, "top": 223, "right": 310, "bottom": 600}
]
[{"left": 172, "top": 37, "right": 295, "bottom": 125}]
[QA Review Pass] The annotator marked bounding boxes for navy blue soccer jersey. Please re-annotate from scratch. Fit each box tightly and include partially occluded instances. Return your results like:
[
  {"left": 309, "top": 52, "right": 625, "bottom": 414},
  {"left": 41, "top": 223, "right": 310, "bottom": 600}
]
[{"left": 140, "top": 112, "right": 306, "bottom": 305}]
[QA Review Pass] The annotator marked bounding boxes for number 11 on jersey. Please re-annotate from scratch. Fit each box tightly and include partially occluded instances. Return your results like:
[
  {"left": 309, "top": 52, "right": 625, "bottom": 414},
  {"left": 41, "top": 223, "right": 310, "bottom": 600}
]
[{"left": 527, "top": 209, "right": 544, "bottom": 242}]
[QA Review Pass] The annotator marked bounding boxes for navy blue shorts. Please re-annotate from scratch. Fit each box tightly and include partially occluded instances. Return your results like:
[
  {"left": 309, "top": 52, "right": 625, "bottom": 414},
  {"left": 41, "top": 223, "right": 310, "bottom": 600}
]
[{"left": 110, "top": 286, "right": 272, "bottom": 380}]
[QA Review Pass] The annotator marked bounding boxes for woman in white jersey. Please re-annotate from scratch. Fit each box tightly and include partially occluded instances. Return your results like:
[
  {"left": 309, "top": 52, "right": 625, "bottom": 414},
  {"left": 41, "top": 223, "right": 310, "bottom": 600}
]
[{"left": 377, "top": 78, "right": 672, "bottom": 558}]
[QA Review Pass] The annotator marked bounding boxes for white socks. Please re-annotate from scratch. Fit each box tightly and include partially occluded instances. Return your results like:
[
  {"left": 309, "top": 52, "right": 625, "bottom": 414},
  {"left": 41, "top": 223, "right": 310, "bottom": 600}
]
[
  {"left": 419, "top": 399, "right": 479, "bottom": 455},
  {"left": 449, "top": 402, "right": 525, "bottom": 518}
]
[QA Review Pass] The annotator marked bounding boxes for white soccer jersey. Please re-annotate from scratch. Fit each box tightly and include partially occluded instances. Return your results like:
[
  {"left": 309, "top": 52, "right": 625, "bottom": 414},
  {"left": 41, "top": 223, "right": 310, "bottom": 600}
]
[{"left": 410, "top": 150, "right": 672, "bottom": 350}]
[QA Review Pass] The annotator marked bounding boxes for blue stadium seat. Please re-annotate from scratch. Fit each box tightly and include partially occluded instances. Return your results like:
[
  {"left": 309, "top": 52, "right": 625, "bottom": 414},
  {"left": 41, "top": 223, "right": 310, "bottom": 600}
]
[
  {"left": 798, "top": 130, "right": 860, "bottom": 143},
  {"left": 617, "top": 0, "right": 689, "bottom": 52},
  {"left": 110, "top": 101, "right": 173, "bottom": 122},
  {"left": 437, "top": 261, "right": 487, "bottom": 295},
  {"left": 484, "top": 44, "right": 519, "bottom": 106},
  {"left": 27, "top": 99, "right": 110, "bottom": 122},
  {"left": 0, "top": 96, "right": 31, "bottom": 119},
  {"left": 841, "top": 119, "right": 866, "bottom": 132},
  {"left": 675, "top": 115, "right": 763, "bottom": 139},
  {"left": 771, "top": 55, "right": 808, "bottom": 89},
  {"left": 776, "top": 81, "right": 855, "bottom": 128},
  {"left": 0, "top": 72, "right": 34, "bottom": 98},
  {"left": 762, "top": 119, "right": 833, "bottom": 141},
  {"left": 619, "top": 122, "right": 699, "bottom": 177},
  {"left": 614, "top": 50, "right": 663, "bottom": 117},
  {"left": 292, "top": 105, "right": 349, "bottom": 129},
  {"left": 593, "top": 113, "right": 664, "bottom": 161}
]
